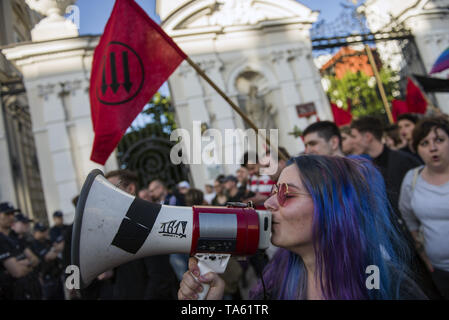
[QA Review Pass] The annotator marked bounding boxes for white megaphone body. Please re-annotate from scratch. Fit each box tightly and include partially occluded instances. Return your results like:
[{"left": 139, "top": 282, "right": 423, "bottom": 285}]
[{"left": 72, "top": 169, "right": 271, "bottom": 298}]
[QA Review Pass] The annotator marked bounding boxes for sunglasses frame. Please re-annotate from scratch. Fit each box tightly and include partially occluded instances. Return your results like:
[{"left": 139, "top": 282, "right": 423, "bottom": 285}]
[{"left": 270, "top": 183, "right": 309, "bottom": 206}]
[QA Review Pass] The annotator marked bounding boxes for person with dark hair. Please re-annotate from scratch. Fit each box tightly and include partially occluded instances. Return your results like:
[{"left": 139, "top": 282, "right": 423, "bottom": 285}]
[
  {"left": 350, "top": 116, "right": 441, "bottom": 299},
  {"left": 399, "top": 116, "right": 449, "bottom": 299},
  {"left": 241, "top": 152, "right": 275, "bottom": 210},
  {"left": 223, "top": 175, "right": 245, "bottom": 203},
  {"left": 184, "top": 188, "right": 206, "bottom": 206},
  {"left": 262, "top": 147, "right": 291, "bottom": 183},
  {"left": 350, "top": 116, "right": 421, "bottom": 214},
  {"left": 340, "top": 125, "right": 356, "bottom": 155},
  {"left": 397, "top": 113, "right": 423, "bottom": 163},
  {"left": 49, "top": 211, "right": 69, "bottom": 245},
  {"left": 211, "top": 175, "right": 228, "bottom": 206},
  {"left": 383, "top": 124, "right": 405, "bottom": 151},
  {"left": 148, "top": 179, "right": 183, "bottom": 206},
  {"left": 103, "top": 170, "right": 178, "bottom": 300},
  {"left": 178, "top": 155, "right": 427, "bottom": 300},
  {"left": 31, "top": 222, "right": 65, "bottom": 300},
  {"left": 0, "top": 202, "right": 42, "bottom": 300},
  {"left": 302, "top": 121, "right": 344, "bottom": 157}
]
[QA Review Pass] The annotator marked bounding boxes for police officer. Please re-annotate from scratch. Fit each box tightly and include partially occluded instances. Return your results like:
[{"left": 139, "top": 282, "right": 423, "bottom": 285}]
[
  {"left": 0, "top": 202, "right": 41, "bottom": 299},
  {"left": 31, "top": 223, "right": 65, "bottom": 300},
  {"left": 49, "top": 210, "right": 68, "bottom": 244}
]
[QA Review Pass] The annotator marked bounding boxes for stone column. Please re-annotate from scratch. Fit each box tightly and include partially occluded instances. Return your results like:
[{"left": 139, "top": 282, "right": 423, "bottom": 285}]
[{"left": 3, "top": 36, "right": 118, "bottom": 224}]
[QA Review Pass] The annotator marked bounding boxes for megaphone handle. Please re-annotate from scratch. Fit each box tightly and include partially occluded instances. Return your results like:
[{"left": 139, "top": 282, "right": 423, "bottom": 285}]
[
  {"left": 192, "top": 253, "right": 231, "bottom": 300},
  {"left": 195, "top": 260, "right": 212, "bottom": 300}
]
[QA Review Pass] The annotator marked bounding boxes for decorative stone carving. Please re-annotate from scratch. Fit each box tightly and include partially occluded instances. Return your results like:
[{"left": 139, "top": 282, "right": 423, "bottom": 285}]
[
  {"left": 209, "top": 0, "right": 267, "bottom": 27},
  {"left": 245, "top": 85, "right": 277, "bottom": 130},
  {"left": 25, "top": 0, "right": 78, "bottom": 41}
]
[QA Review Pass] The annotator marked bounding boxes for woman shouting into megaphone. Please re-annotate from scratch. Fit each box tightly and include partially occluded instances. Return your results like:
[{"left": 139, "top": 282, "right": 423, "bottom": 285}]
[{"left": 178, "top": 155, "right": 428, "bottom": 300}]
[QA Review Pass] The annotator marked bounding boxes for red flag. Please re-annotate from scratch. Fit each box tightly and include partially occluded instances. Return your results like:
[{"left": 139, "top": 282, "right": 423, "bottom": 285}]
[
  {"left": 330, "top": 102, "right": 352, "bottom": 127},
  {"left": 89, "top": 0, "right": 186, "bottom": 164},
  {"left": 405, "top": 78, "right": 427, "bottom": 114},
  {"left": 391, "top": 99, "right": 408, "bottom": 122}
]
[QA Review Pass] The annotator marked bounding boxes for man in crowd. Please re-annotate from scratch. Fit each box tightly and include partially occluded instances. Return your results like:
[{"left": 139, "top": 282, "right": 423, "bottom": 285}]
[
  {"left": 262, "top": 146, "right": 291, "bottom": 183},
  {"left": 31, "top": 223, "right": 65, "bottom": 300},
  {"left": 0, "top": 202, "right": 41, "bottom": 299},
  {"left": 397, "top": 113, "right": 423, "bottom": 163},
  {"left": 350, "top": 116, "right": 421, "bottom": 214},
  {"left": 350, "top": 116, "right": 442, "bottom": 299},
  {"left": 49, "top": 211, "right": 68, "bottom": 245},
  {"left": 242, "top": 152, "right": 275, "bottom": 210},
  {"left": 223, "top": 175, "right": 245, "bottom": 203},
  {"left": 105, "top": 170, "right": 178, "bottom": 299},
  {"left": 203, "top": 183, "right": 216, "bottom": 204},
  {"left": 340, "top": 125, "right": 356, "bottom": 156},
  {"left": 149, "top": 179, "right": 184, "bottom": 206},
  {"left": 303, "top": 121, "right": 345, "bottom": 157},
  {"left": 138, "top": 188, "right": 152, "bottom": 202},
  {"left": 177, "top": 181, "right": 190, "bottom": 196}
]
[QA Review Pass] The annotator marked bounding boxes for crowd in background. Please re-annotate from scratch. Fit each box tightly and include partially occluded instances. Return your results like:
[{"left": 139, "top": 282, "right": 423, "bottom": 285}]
[{"left": 1, "top": 112, "right": 448, "bottom": 299}]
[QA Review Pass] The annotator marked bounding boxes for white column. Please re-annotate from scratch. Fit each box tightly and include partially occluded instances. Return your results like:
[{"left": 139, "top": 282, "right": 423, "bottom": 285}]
[{"left": 0, "top": 100, "right": 17, "bottom": 205}]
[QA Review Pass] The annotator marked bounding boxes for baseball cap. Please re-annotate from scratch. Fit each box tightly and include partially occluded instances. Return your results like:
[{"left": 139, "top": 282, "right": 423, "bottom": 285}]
[
  {"left": 0, "top": 202, "right": 20, "bottom": 214},
  {"left": 53, "top": 210, "right": 63, "bottom": 218},
  {"left": 178, "top": 181, "right": 190, "bottom": 189},
  {"left": 15, "top": 213, "right": 34, "bottom": 224},
  {"left": 34, "top": 223, "right": 48, "bottom": 232}
]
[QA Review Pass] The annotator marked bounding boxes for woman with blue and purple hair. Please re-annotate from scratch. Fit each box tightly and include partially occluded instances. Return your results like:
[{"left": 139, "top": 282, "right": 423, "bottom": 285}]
[{"left": 178, "top": 155, "right": 427, "bottom": 300}]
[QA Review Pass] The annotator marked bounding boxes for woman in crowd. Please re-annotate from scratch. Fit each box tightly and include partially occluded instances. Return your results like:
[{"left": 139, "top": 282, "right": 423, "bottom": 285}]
[
  {"left": 179, "top": 155, "right": 427, "bottom": 300},
  {"left": 399, "top": 116, "right": 449, "bottom": 299}
]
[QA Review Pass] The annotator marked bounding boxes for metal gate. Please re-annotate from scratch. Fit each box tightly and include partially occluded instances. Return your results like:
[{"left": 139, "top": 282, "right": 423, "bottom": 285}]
[
  {"left": 309, "top": 3, "right": 437, "bottom": 112},
  {"left": 116, "top": 110, "right": 190, "bottom": 191}
]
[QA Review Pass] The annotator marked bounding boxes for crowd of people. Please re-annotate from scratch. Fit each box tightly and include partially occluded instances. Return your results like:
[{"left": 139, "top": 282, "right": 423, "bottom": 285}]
[
  {"left": 1, "top": 112, "right": 448, "bottom": 300},
  {"left": 179, "top": 113, "right": 449, "bottom": 300}
]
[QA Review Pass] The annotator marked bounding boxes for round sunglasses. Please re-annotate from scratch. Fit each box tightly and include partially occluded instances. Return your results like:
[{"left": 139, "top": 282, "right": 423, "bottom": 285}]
[{"left": 270, "top": 183, "right": 310, "bottom": 206}]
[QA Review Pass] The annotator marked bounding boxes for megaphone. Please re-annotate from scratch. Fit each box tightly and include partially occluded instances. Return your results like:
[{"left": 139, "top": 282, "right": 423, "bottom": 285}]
[{"left": 72, "top": 169, "right": 271, "bottom": 298}]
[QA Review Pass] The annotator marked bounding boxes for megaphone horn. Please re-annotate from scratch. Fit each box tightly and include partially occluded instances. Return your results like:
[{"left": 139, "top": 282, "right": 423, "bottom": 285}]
[{"left": 72, "top": 169, "right": 271, "bottom": 296}]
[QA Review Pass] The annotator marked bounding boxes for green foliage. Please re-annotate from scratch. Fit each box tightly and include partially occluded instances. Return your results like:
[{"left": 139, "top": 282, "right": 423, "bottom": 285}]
[
  {"left": 324, "top": 68, "right": 399, "bottom": 118},
  {"left": 117, "top": 92, "right": 177, "bottom": 154}
]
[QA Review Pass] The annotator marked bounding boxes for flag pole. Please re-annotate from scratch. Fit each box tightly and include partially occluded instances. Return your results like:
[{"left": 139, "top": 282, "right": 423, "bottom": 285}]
[
  {"left": 184, "top": 56, "right": 289, "bottom": 162},
  {"left": 365, "top": 44, "right": 395, "bottom": 124}
]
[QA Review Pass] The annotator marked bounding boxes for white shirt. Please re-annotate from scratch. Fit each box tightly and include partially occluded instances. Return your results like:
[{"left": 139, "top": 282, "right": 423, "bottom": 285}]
[{"left": 399, "top": 166, "right": 449, "bottom": 271}]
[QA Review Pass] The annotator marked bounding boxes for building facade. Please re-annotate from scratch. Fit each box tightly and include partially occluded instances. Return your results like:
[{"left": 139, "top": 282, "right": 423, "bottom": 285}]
[
  {"left": 0, "top": 0, "right": 48, "bottom": 222},
  {"left": 157, "top": 0, "right": 333, "bottom": 188}
]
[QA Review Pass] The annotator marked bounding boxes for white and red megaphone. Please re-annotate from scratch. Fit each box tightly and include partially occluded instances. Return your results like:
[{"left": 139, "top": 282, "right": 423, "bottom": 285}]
[{"left": 72, "top": 169, "right": 271, "bottom": 299}]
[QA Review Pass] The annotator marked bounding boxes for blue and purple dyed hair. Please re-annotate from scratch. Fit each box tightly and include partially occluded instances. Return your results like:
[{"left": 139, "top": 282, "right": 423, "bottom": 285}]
[{"left": 250, "top": 155, "right": 414, "bottom": 300}]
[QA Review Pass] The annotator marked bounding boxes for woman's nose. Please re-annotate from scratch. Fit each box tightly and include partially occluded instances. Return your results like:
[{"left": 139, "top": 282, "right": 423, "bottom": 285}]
[{"left": 264, "top": 194, "right": 279, "bottom": 211}]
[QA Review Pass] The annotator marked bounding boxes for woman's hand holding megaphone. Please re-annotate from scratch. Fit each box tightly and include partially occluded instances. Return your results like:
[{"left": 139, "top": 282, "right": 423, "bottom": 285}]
[{"left": 178, "top": 257, "right": 225, "bottom": 300}]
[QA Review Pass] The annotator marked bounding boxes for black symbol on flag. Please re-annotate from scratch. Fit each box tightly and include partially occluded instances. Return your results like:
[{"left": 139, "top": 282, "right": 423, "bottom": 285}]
[{"left": 96, "top": 41, "right": 144, "bottom": 105}]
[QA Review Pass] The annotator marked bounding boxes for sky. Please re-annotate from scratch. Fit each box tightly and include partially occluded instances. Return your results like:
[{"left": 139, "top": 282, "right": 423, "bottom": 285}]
[{"left": 74, "top": 0, "right": 354, "bottom": 36}]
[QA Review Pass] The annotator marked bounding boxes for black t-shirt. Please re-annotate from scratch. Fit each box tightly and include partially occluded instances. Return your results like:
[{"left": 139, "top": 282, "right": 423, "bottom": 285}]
[
  {"left": 400, "top": 145, "right": 424, "bottom": 165},
  {"left": 227, "top": 188, "right": 246, "bottom": 203}
]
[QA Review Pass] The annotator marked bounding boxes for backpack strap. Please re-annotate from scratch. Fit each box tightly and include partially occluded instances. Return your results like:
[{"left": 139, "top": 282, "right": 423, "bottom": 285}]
[{"left": 411, "top": 166, "right": 424, "bottom": 193}]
